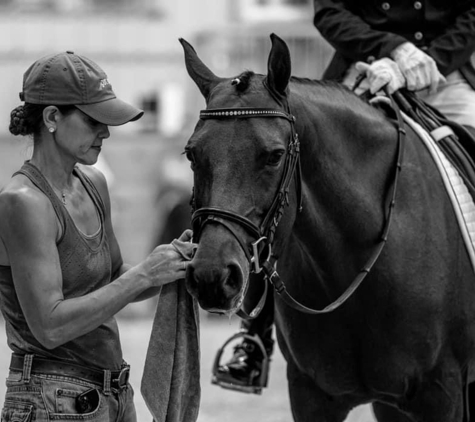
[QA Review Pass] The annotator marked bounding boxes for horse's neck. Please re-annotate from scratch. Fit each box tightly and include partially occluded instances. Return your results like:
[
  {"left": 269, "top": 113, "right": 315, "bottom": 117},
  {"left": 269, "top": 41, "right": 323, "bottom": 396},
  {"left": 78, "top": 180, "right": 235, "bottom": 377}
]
[{"left": 290, "top": 90, "right": 398, "bottom": 278}]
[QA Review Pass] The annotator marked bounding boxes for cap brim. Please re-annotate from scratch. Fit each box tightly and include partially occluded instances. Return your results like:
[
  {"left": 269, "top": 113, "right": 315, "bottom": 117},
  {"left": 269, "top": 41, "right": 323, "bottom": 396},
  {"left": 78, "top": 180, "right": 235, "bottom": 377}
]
[{"left": 76, "top": 97, "right": 144, "bottom": 126}]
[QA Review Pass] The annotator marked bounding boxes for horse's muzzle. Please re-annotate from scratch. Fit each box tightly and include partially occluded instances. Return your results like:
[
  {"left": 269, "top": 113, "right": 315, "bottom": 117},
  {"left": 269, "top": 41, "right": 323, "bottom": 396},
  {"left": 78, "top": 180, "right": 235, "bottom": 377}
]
[{"left": 185, "top": 253, "right": 247, "bottom": 313}]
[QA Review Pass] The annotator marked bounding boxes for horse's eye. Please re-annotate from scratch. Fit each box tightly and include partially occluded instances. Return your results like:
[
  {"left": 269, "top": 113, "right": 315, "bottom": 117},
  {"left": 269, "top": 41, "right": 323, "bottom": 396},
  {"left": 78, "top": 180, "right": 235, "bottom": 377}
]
[
  {"left": 267, "top": 150, "right": 285, "bottom": 166},
  {"left": 184, "top": 149, "right": 196, "bottom": 170}
]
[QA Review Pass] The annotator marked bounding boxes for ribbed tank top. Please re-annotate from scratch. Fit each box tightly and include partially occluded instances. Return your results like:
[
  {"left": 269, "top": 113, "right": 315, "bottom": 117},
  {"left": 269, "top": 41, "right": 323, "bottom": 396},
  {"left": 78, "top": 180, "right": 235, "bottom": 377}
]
[{"left": 0, "top": 161, "right": 123, "bottom": 370}]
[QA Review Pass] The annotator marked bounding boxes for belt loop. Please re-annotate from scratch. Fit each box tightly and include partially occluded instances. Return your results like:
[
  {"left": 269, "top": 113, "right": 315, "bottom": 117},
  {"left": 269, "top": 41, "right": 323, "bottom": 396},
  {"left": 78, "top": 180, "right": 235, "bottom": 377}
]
[
  {"left": 103, "top": 370, "right": 111, "bottom": 396},
  {"left": 22, "top": 354, "right": 34, "bottom": 384}
]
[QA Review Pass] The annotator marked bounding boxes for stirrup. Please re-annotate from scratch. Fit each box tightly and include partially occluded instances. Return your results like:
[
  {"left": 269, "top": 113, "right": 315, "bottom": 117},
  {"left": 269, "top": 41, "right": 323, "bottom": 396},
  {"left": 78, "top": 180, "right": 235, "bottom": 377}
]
[{"left": 211, "top": 332, "right": 270, "bottom": 395}]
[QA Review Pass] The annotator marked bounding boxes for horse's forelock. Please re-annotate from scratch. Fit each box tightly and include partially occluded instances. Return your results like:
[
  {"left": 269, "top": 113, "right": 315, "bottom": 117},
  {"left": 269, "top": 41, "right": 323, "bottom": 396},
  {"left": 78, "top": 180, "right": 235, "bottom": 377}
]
[{"left": 232, "top": 70, "right": 255, "bottom": 93}]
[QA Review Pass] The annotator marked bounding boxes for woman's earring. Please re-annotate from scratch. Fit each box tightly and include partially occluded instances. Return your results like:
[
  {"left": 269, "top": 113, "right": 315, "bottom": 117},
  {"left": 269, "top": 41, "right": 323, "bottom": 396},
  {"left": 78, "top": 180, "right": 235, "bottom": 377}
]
[{"left": 49, "top": 127, "right": 56, "bottom": 133}]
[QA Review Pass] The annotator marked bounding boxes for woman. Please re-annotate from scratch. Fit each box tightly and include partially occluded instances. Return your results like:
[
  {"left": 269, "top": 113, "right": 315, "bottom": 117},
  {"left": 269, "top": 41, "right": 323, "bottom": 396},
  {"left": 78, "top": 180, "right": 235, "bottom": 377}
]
[{"left": 0, "top": 51, "right": 195, "bottom": 421}]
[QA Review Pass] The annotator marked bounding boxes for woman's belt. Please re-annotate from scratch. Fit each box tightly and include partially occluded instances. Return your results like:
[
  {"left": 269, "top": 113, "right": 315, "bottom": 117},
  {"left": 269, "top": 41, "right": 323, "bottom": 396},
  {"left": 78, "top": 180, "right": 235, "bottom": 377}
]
[{"left": 9, "top": 353, "right": 130, "bottom": 391}]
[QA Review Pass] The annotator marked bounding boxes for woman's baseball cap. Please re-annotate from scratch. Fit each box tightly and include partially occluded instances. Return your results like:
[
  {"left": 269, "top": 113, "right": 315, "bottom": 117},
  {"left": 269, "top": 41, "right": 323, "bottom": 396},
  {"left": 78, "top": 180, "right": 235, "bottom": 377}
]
[{"left": 19, "top": 51, "right": 144, "bottom": 126}]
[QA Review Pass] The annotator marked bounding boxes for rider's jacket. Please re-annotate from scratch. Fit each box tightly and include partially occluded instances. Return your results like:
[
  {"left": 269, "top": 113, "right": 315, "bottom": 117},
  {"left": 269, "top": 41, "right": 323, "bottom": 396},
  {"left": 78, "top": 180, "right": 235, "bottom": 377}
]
[{"left": 313, "top": 0, "right": 475, "bottom": 88}]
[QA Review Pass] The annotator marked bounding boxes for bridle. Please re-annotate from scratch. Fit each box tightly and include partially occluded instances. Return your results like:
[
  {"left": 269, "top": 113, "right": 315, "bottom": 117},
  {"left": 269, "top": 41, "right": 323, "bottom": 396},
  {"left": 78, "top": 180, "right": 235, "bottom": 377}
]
[
  {"left": 191, "top": 85, "right": 406, "bottom": 318},
  {"left": 192, "top": 102, "right": 301, "bottom": 318}
]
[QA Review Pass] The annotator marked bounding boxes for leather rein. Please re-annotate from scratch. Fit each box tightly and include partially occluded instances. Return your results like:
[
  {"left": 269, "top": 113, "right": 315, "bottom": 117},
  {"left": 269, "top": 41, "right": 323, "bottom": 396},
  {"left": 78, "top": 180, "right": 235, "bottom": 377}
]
[{"left": 191, "top": 91, "right": 406, "bottom": 317}]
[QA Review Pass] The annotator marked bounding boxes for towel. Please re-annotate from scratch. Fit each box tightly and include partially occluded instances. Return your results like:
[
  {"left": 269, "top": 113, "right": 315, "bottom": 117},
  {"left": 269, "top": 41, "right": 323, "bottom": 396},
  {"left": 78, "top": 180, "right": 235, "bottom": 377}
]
[{"left": 141, "top": 240, "right": 200, "bottom": 422}]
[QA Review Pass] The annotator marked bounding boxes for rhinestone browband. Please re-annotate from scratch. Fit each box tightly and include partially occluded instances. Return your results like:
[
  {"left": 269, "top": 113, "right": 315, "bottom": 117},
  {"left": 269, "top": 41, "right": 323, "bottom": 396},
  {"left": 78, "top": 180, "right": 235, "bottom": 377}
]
[{"left": 200, "top": 108, "right": 295, "bottom": 122}]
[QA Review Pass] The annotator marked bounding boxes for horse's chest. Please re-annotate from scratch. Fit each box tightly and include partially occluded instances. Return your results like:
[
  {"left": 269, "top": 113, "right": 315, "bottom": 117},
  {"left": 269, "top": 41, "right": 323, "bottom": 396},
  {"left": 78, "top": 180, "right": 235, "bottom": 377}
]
[{"left": 277, "top": 312, "right": 362, "bottom": 393}]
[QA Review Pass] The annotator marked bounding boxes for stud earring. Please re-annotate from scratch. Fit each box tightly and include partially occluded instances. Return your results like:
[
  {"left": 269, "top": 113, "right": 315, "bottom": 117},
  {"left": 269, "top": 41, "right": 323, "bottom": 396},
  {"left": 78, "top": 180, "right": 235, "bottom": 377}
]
[{"left": 49, "top": 127, "right": 56, "bottom": 133}]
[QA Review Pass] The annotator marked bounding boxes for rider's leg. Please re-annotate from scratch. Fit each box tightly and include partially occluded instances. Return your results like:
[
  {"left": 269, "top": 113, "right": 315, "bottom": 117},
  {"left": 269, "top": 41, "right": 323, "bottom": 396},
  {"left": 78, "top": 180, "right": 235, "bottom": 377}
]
[
  {"left": 214, "top": 280, "right": 275, "bottom": 390},
  {"left": 418, "top": 69, "right": 475, "bottom": 130}
]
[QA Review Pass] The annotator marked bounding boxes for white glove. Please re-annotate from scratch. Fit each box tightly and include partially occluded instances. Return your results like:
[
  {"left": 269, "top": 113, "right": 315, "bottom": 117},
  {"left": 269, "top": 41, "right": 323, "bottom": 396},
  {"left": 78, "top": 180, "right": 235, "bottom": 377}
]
[
  {"left": 355, "top": 58, "right": 406, "bottom": 94},
  {"left": 391, "top": 42, "right": 446, "bottom": 93}
]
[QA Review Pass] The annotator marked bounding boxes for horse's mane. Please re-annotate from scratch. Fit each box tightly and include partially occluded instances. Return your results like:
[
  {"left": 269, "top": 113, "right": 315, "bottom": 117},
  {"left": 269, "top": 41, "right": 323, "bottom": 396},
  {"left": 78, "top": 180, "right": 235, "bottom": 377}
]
[
  {"left": 291, "top": 76, "right": 392, "bottom": 120},
  {"left": 230, "top": 71, "right": 387, "bottom": 120},
  {"left": 231, "top": 71, "right": 359, "bottom": 97},
  {"left": 291, "top": 76, "right": 375, "bottom": 107}
]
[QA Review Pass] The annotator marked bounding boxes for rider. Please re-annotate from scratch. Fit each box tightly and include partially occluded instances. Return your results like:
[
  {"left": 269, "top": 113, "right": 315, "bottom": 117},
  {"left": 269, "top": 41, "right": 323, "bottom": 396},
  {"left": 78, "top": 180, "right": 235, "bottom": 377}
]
[{"left": 213, "top": 0, "right": 475, "bottom": 392}]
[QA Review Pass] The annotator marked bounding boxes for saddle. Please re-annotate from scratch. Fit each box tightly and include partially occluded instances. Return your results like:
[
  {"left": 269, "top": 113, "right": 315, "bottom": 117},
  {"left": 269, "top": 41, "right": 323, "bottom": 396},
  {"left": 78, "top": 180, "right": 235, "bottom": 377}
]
[{"left": 392, "top": 89, "right": 475, "bottom": 198}]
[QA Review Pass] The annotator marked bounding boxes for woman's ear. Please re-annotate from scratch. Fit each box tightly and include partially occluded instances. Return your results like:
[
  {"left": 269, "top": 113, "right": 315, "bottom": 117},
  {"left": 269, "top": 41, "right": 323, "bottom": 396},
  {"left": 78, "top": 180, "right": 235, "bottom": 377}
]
[{"left": 43, "top": 106, "right": 59, "bottom": 133}]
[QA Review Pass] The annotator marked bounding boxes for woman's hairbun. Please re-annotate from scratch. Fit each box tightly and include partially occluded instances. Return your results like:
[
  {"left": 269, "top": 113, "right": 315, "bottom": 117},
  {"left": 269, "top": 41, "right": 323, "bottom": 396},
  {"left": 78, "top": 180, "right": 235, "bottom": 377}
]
[{"left": 9, "top": 105, "right": 30, "bottom": 136}]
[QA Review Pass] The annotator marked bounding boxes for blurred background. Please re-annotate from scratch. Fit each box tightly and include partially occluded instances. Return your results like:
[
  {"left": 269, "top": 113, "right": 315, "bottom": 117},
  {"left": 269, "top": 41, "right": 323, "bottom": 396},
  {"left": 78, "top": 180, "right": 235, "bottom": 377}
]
[{"left": 0, "top": 0, "right": 375, "bottom": 420}]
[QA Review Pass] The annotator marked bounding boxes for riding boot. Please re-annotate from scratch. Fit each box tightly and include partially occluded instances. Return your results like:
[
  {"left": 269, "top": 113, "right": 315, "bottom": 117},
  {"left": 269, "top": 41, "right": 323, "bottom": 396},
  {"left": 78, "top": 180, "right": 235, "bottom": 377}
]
[{"left": 214, "top": 285, "right": 275, "bottom": 393}]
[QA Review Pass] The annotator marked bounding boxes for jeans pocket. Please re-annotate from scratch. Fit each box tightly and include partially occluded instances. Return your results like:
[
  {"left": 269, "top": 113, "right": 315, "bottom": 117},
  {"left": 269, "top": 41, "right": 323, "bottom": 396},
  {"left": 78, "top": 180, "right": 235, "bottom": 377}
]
[
  {"left": 54, "top": 387, "right": 101, "bottom": 415},
  {"left": 42, "top": 380, "right": 105, "bottom": 421},
  {"left": 1, "top": 401, "right": 33, "bottom": 422}
]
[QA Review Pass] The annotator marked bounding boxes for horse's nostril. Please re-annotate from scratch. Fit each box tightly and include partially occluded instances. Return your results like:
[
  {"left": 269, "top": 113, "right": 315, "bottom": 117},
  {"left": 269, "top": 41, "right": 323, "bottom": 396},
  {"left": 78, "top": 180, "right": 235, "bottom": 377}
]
[
  {"left": 224, "top": 263, "right": 241, "bottom": 292},
  {"left": 184, "top": 260, "right": 246, "bottom": 312}
]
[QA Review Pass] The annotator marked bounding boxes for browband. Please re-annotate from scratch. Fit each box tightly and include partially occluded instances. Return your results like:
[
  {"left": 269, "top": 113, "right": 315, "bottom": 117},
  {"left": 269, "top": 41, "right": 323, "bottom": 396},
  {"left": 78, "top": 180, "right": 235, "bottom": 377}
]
[{"left": 200, "top": 108, "right": 295, "bottom": 122}]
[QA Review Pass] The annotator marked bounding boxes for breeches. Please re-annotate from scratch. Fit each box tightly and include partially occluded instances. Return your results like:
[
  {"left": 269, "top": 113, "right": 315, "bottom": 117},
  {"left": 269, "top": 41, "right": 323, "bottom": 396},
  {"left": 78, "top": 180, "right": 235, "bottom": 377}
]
[{"left": 419, "top": 70, "right": 475, "bottom": 129}]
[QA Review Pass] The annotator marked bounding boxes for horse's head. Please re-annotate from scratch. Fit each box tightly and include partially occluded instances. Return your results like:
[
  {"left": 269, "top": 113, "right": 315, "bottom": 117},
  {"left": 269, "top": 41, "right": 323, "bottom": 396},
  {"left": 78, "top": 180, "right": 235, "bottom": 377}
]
[{"left": 181, "top": 34, "right": 300, "bottom": 314}]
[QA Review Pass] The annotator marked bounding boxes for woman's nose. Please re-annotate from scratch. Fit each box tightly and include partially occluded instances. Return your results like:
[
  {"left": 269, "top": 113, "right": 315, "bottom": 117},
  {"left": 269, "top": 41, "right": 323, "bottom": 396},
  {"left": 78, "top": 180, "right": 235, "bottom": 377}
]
[{"left": 101, "top": 124, "right": 110, "bottom": 139}]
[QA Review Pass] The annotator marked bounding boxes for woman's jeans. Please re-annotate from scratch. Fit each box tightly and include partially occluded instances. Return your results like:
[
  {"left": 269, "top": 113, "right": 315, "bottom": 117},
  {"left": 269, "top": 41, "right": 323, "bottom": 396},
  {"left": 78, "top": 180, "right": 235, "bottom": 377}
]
[{"left": 1, "top": 368, "right": 137, "bottom": 422}]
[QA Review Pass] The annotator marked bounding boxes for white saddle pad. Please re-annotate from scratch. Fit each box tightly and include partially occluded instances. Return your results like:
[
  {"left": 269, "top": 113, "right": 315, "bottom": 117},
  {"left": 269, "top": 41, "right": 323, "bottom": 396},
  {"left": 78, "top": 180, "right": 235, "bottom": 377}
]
[{"left": 403, "top": 113, "right": 475, "bottom": 271}]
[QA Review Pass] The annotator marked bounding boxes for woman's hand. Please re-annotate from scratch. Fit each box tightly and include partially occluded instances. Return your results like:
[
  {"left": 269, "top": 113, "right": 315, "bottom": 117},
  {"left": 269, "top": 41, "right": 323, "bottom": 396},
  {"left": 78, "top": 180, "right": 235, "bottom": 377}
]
[{"left": 142, "top": 229, "right": 196, "bottom": 287}]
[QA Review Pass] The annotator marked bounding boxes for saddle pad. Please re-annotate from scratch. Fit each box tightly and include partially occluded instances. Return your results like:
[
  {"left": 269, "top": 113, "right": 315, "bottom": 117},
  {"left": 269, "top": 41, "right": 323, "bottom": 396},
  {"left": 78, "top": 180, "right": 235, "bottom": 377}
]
[{"left": 403, "top": 113, "right": 475, "bottom": 271}]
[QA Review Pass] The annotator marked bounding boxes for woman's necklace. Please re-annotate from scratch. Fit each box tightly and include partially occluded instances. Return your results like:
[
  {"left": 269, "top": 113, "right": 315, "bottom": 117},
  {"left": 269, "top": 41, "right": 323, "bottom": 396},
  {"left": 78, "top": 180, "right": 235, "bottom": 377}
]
[
  {"left": 51, "top": 185, "right": 68, "bottom": 205},
  {"left": 29, "top": 162, "right": 70, "bottom": 206}
]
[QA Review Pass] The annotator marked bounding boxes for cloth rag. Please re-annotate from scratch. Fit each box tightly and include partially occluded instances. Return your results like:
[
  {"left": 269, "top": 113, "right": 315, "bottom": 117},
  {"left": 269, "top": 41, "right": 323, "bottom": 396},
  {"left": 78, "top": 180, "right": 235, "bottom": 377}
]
[{"left": 141, "top": 239, "right": 200, "bottom": 422}]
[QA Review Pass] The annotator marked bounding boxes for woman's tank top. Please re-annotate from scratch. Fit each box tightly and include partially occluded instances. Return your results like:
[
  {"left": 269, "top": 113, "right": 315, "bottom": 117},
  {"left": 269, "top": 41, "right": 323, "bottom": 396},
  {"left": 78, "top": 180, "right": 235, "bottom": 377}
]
[{"left": 0, "top": 161, "right": 123, "bottom": 370}]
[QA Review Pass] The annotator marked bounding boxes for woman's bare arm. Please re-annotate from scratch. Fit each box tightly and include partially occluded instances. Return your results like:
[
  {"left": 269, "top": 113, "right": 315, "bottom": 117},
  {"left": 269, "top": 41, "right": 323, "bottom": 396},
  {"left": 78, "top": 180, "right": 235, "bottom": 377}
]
[{"left": 0, "top": 178, "right": 190, "bottom": 349}]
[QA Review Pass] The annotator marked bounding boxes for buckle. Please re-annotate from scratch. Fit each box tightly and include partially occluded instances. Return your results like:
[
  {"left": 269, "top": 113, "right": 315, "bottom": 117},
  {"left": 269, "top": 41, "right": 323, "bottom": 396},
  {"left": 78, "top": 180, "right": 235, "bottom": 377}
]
[
  {"left": 250, "top": 237, "right": 271, "bottom": 273},
  {"left": 112, "top": 365, "right": 130, "bottom": 389}
]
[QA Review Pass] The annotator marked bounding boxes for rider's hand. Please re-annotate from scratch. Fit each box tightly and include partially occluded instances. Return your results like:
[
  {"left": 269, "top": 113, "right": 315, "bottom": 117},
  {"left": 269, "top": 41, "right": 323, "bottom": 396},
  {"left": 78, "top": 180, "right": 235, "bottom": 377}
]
[
  {"left": 390, "top": 42, "right": 445, "bottom": 94},
  {"left": 141, "top": 229, "right": 196, "bottom": 287},
  {"left": 355, "top": 58, "right": 406, "bottom": 94}
]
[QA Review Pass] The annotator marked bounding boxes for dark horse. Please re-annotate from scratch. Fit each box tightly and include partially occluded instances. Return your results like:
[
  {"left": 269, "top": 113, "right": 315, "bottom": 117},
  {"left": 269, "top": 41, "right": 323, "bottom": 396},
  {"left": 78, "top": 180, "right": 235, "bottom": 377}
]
[{"left": 181, "top": 34, "right": 475, "bottom": 421}]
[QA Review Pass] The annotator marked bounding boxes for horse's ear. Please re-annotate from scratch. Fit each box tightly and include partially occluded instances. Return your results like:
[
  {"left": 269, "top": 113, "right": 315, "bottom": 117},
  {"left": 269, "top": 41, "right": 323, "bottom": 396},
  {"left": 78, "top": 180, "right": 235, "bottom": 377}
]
[
  {"left": 266, "top": 33, "right": 291, "bottom": 97},
  {"left": 179, "top": 38, "right": 221, "bottom": 99}
]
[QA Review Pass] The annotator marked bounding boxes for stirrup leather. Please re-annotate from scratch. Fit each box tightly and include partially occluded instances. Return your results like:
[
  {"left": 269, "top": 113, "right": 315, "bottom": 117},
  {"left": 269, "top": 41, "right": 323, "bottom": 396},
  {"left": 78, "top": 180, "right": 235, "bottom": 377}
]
[{"left": 211, "top": 332, "right": 270, "bottom": 395}]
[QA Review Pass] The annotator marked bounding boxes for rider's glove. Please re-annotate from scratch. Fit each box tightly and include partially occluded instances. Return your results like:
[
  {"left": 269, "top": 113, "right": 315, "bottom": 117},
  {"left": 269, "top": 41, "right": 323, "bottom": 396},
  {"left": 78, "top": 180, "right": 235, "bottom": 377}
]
[
  {"left": 355, "top": 58, "right": 406, "bottom": 94},
  {"left": 390, "top": 42, "right": 445, "bottom": 94}
]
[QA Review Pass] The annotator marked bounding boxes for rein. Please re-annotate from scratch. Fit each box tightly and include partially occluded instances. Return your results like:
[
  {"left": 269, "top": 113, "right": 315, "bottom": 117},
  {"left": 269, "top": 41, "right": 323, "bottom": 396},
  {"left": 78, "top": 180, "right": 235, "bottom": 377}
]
[{"left": 191, "top": 90, "right": 406, "bottom": 316}]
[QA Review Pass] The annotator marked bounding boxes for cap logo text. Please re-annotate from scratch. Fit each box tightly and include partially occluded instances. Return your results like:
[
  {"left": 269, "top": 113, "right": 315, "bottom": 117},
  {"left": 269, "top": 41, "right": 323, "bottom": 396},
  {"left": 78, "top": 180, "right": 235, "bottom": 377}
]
[{"left": 99, "top": 79, "right": 110, "bottom": 90}]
